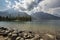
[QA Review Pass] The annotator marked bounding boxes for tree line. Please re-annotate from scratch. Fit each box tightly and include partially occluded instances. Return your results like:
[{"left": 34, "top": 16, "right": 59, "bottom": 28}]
[{"left": 0, "top": 16, "right": 31, "bottom": 21}]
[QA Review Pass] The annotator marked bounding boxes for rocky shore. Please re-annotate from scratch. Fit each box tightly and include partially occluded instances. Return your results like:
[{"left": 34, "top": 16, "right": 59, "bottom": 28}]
[{"left": 0, "top": 27, "right": 60, "bottom": 40}]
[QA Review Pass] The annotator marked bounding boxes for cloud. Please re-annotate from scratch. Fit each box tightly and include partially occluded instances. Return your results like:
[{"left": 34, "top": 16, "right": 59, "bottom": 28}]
[
  {"left": 13, "top": 0, "right": 41, "bottom": 10},
  {"left": 5, "top": 0, "right": 12, "bottom": 9},
  {"left": 33, "top": 0, "right": 60, "bottom": 12},
  {"left": 5, "top": 0, "right": 42, "bottom": 13},
  {"left": 30, "top": 0, "right": 60, "bottom": 16},
  {"left": 5, "top": 0, "right": 9, "bottom": 3},
  {"left": 40, "top": 0, "right": 60, "bottom": 17},
  {"left": 4, "top": 0, "right": 60, "bottom": 17},
  {"left": 48, "top": 7, "right": 60, "bottom": 17}
]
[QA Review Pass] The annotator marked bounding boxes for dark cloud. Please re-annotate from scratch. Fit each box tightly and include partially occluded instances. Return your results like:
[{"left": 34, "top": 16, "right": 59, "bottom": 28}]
[{"left": 27, "top": 0, "right": 42, "bottom": 11}]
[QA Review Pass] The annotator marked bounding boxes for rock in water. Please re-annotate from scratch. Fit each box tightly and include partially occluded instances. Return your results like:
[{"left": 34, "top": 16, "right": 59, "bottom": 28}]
[
  {"left": 20, "top": 38, "right": 25, "bottom": 40},
  {"left": 3, "top": 30, "right": 10, "bottom": 37},
  {"left": 32, "top": 34, "right": 41, "bottom": 40},
  {"left": 11, "top": 34, "right": 18, "bottom": 40},
  {"left": 4, "top": 37, "right": 8, "bottom": 40},
  {"left": 8, "top": 32, "right": 12, "bottom": 38},
  {"left": 56, "top": 34, "right": 60, "bottom": 40},
  {"left": 0, "top": 27, "right": 8, "bottom": 30},
  {"left": 16, "top": 37, "right": 21, "bottom": 40},
  {"left": 44, "top": 33, "right": 55, "bottom": 40}
]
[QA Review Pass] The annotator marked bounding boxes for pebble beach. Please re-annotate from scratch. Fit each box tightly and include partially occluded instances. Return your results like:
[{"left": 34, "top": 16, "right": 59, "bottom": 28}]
[{"left": 0, "top": 27, "right": 60, "bottom": 40}]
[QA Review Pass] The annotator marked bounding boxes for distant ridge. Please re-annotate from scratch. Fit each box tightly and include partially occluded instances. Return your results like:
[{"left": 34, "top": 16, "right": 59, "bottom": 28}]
[
  {"left": 0, "top": 11, "right": 31, "bottom": 21},
  {"left": 0, "top": 11, "right": 30, "bottom": 17},
  {"left": 31, "top": 12, "right": 60, "bottom": 20}
]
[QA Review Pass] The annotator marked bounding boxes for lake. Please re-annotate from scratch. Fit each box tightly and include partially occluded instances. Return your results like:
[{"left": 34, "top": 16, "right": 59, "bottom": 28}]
[{"left": 0, "top": 20, "right": 60, "bottom": 33}]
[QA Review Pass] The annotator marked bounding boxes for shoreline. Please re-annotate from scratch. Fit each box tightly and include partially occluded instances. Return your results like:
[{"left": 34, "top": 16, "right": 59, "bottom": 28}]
[{"left": 0, "top": 27, "right": 59, "bottom": 40}]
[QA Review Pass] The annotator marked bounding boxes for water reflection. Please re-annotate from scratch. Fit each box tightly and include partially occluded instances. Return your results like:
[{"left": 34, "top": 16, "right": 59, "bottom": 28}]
[{"left": 0, "top": 20, "right": 60, "bottom": 32}]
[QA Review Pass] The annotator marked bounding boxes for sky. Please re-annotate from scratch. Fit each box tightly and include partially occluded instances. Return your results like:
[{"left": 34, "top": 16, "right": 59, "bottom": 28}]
[{"left": 0, "top": 0, "right": 60, "bottom": 17}]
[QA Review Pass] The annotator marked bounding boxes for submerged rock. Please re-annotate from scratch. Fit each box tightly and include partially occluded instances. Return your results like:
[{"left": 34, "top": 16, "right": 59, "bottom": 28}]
[
  {"left": 16, "top": 37, "right": 21, "bottom": 40},
  {"left": 19, "top": 31, "right": 24, "bottom": 33},
  {"left": 26, "top": 33, "right": 34, "bottom": 39},
  {"left": 0, "top": 27, "right": 57, "bottom": 40},
  {"left": 0, "top": 27, "right": 8, "bottom": 30},
  {"left": 20, "top": 38, "right": 25, "bottom": 40},
  {"left": 31, "top": 34, "right": 41, "bottom": 40},
  {"left": 3, "top": 30, "right": 10, "bottom": 37},
  {"left": 0, "top": 30, "right": 5, "bottom": 35},
  {"left": 43, "top": 33, "right": 55, "bottom": 40},
  {"left": 56, "top": 34, "right": 60, "bottom": 40},
  {"left": 4, "top": 37, "right": 9, "bottom": 40},
  {"left": 8, "top": 32, "right": 12, "bottom": 38},
  {"left": 40, "top": 38, "right": 44, "bottom": 40},
  {"left": 11, "top": 34, "right": 18, "bottom": 40}
]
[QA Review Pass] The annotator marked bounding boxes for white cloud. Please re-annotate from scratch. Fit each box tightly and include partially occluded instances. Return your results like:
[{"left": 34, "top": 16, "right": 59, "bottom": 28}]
[
  {"left": 5, "top": 0, "right": 41, "bottom": 12},
  {"left": 5, "top": 0, "right": 12, "bottom": 9},
  {"left": 4, "top": 0, "right": 60, "bottom": 17},
  {"left": 5, "top": 0, "right": 9, "bottom": 3},
  {"left": 48, "top": 7, "right": 60, "bottom": 17},
  {"left": 31, "top": 0, "right": 60, "bottom": 17},
  {"left": 40, "top": 0, "right": 60, "bottom": 17},
  {"left": 36, "top": 0, "right": 60, "bottom": 12}
]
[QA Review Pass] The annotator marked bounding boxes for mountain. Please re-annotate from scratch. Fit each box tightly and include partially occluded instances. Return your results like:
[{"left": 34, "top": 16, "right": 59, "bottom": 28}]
[
  {"left": 0, "top": 11, "right": 9, "bottom": 17},
  {"left": 7, "top": 12, "right": 30, "bottom": 17},
  {"left": 0, "top": 10, "right": 30, "bottom": 17},
  {"left": 0, "top": 10, "right": 31, "bottom": 21},
  {"left": 31, "top": 12, "right": 60, "bottom": 20}
]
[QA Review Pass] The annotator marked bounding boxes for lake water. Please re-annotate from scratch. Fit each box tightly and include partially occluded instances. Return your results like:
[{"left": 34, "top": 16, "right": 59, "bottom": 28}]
[{"left": 0, "top": 20, "right": 60, "bottom": 32}]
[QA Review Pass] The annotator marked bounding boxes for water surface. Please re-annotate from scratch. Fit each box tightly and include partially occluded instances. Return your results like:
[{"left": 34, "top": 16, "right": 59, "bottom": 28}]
[{"left": 0, "top": 20, "right": 60, "bottom": 32}]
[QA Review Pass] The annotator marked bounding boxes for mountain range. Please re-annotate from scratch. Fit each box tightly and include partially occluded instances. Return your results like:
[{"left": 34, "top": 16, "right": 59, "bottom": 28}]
[
  {"left": 31, "top": 12, "right": 60, "bottom": 20},
  {"left": 0, "top": 10, "right": 60, "bottom": 20},
  {"left": 0, "top": 11, "right": 30, "bottom": 17}
]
